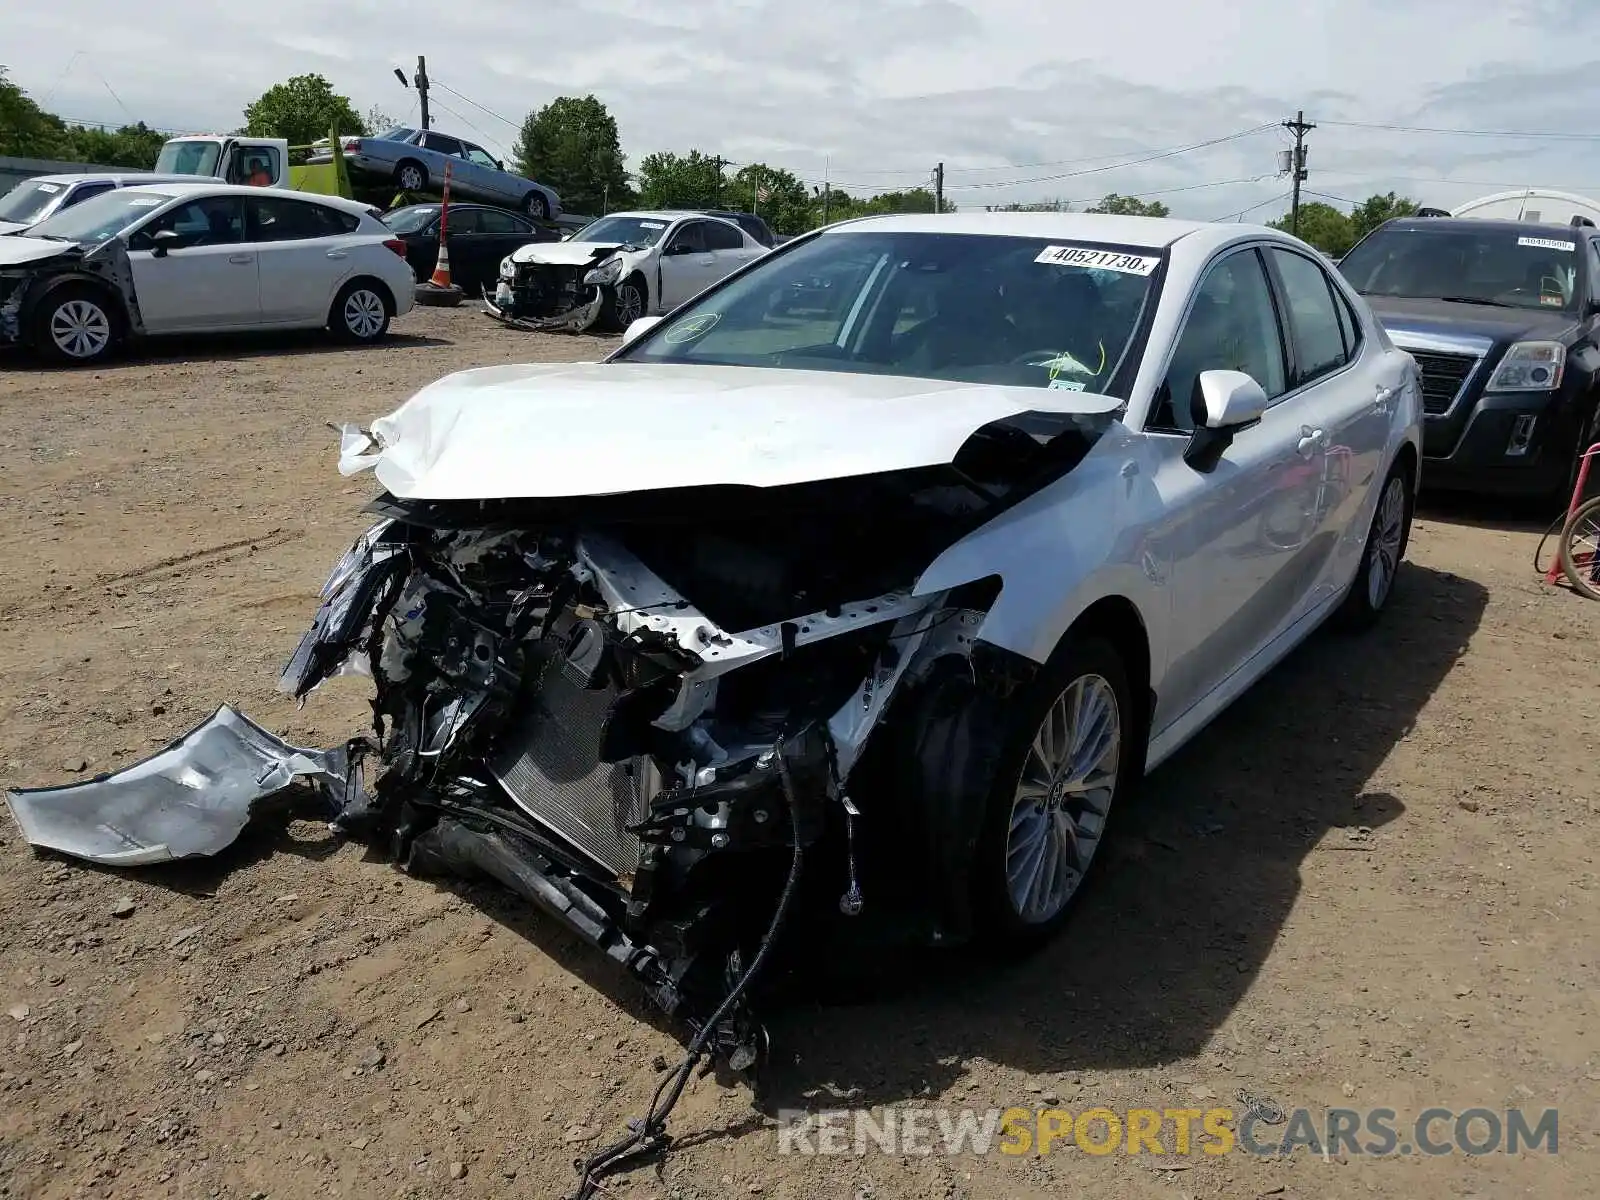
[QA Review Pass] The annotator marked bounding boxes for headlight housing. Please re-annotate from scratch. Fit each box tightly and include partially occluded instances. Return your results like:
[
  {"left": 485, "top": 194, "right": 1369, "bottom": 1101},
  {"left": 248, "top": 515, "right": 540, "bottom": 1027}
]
[
  {"left": 498, "top": 256, "right": 516, "bottom": 280},
  {"left": 584, "top": 257, "right": 623, "bottom": 287},
  {"left": 1485, "top": 341, "right": 1565, "bottom": 392}
]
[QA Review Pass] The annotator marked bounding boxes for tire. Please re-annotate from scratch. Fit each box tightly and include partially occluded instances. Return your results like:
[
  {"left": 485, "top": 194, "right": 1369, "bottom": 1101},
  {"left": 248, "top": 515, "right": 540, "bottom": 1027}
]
[
  {"left": 522, "top": 191, "right": 550, "bottom": 222},
  {"left": 969, "top": 634, "right": 1137, "bottom": 948},
  {"left": 1558, "top": 494, "right": 1600, "bottom": 601},
  {"left": 32, "top": 283, "right": 120, "bottom": 365},
  {"left": 1335, "top": 456, "right": 1413, "bottom": 629},
  {"left": 605, "top": 274, "right": 648, "bottom": 332},
  {"left": 394, "top": 160, "right": 427, "bottom": 193},
  {"left": 329, "top": 280, "right": 391, "bottom": 343}
]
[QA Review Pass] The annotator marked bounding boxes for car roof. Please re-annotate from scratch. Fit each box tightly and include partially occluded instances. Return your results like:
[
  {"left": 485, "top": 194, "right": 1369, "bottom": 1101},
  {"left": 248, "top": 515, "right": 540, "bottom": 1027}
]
[
  {"left": 825, "top": 210, "right": 1215, "bottom": 248},
  {"left": 1378, "top": 216, "right": 1597, "bottom": 238},
  {"left": 25, "top": 172, "right": 196, "bottom": 187},
  {"left": 108, "top": 181, "right": 380, "bottom": 215}
]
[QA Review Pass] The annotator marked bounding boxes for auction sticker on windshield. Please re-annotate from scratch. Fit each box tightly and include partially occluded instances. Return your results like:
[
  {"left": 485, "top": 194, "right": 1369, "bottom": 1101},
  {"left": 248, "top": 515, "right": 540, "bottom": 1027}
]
[
  {"left": 1518, "top": 236, "right": 1576, "bottom": 252},
  {"left": 1035, "top": 245, "right": 1159, "bottom": 275}
]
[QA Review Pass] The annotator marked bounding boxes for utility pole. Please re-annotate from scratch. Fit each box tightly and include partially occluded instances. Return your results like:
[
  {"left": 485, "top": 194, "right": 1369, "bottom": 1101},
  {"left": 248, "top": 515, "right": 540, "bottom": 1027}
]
[
  {"left": 711, "top": 155, "right": 724, "bottom": 207},
  {"left": 415, "top": 57, "right": 431, "bottom": 129},
  {"left": 823, "top": 156, "right": 831, "bottom": 225},
  {"left": 1282, "top": 109, "right": 1314, "bottom": 236},
  {"left": 934, "top": 162, "right": 944, "bottom": 214}
]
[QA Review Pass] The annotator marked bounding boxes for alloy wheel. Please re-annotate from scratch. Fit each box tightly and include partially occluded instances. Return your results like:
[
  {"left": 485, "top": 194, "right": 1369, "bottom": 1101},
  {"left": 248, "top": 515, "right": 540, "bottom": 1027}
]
[
  {"left": 1367, "top": 476, "right": 1406, "bottom": 609},
  {"left": 1003, "top": 672, "right": 1121, "bottom": 924}
]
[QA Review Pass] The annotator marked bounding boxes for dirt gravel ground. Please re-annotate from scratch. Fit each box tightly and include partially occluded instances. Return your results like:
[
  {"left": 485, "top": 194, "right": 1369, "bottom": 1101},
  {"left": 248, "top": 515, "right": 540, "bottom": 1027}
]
[{"left": 1, "top": 306, "right": 1597, "bottom": 1200}]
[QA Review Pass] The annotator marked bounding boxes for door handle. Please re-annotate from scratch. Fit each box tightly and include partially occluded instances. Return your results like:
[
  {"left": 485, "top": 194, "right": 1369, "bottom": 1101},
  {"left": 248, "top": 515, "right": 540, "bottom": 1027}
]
[
  {"left": 698, "top": 255, "right": 715, "bottom": 265},
  {"left": 228, "top": 254, "right": 254, "bottom": 265},
  {"left": 1296, "top": 426, "right": 1326, "bottom": 459},
  {"left": 326, "top": 250, "right": 348, "bottom": 260}
]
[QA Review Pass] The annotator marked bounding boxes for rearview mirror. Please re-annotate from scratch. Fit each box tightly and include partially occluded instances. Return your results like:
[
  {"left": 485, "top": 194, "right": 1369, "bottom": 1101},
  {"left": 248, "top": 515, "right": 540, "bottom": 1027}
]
[
  {"left": 1182, "top": 370, "right": 1269, "bottom": 472},
  {"left": 150, "top": 229, "right": 180, "bottom": 258},
  {"left": 622, "top": 315, "right": 663, "bottom": 343}
]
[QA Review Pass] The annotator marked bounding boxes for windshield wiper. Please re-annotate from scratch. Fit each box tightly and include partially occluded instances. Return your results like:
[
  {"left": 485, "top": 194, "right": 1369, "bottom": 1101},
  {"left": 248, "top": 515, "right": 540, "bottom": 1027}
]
[{"left": 1437, "top": 295, "right": 1515, "bottom": 308}]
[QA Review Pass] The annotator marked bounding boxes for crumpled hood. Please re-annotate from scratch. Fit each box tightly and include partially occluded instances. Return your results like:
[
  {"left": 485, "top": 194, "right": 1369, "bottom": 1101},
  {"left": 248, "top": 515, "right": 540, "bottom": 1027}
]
[
  {"left": 0, "top": 221, "right": 30, "bottom": 237},
  {"left": 0, "top": 235, "right": 79, "bottom": 266},
  {"left": 340, "top": 361, "right": 1120, "bottom": 499},
  {"left": 508, "top": 240, "right": 627, "bottom": 266}
]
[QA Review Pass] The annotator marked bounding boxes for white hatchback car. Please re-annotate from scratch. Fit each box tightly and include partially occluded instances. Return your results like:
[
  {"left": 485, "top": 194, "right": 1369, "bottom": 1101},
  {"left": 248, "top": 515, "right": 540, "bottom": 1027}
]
[{"left": 0, "top": 182, "right": 417, "bottom": 364}]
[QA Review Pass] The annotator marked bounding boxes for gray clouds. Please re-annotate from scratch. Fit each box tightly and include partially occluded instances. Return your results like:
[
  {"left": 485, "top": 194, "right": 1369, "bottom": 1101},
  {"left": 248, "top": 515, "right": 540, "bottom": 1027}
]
[{"left": 8, "top": 0, "right": 1600, "bottom": 220}]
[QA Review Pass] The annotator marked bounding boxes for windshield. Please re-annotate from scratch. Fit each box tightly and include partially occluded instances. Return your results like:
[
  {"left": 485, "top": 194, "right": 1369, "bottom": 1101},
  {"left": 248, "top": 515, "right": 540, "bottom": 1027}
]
[
  {"left": 382, "top": 206, "right": 440, "bottom": 234},
  {"left": 25, "top": 190, "right": 171, "bottom": 244},
  {"left": 618, "top": 230, "right": 1161, "bottom": 391},
  {"left": 154, "top": 140, "right": 222, "bottom": 177},
  {"left": 0, "top": 180, "right": 68, "bottom": 225},
  {"left": 1339, "top": 226, "right": 1582, "bottom": 311},
  {"left": 572, "top": 215, "right": 670, "bottom": 247}
]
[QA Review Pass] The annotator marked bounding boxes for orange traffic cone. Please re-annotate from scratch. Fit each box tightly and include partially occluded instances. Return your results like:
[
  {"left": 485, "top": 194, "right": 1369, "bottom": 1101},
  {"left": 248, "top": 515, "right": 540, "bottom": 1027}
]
[
  {"left": 415, "top": 162, "right": 464, "bottom": 306},
  {"left": 428, "top": 162, "right": 455, "bottom": 287}
]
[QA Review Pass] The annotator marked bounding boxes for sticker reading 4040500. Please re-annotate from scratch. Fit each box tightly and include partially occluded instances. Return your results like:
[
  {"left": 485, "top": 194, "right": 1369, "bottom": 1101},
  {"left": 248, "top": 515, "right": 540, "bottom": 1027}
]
[{"left": 1035, "top": 244, "right": 1159, "bottom": 275}]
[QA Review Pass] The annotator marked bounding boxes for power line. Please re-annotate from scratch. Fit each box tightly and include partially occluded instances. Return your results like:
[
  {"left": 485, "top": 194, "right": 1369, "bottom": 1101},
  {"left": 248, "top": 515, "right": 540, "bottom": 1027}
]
[
  {"left": 1313, "top": 170, "right": 1600, "bottom": 191},
  {"left": 943, "top": 123, "right": 1278, "bottom": 191},
  {"left": 426, "top": 96, "right": 514, "bottom": 160},
  {"left": 429, "top": 79, "right": 523, "bottom": 132},
  {"left": 1319, "top": 118, "right": 1600, "bottom": 142},
  {"left": 1212, "top": 190, "right": 1291, "bottom": 222}
]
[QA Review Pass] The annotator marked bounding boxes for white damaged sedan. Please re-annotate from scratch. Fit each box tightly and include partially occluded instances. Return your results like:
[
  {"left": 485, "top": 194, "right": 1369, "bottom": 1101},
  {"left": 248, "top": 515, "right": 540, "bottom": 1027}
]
[
  {"left": 485, "top": 209, "right": 766, "bottom": 332},
  {"left": 8, "top": 212, "right": 1422, "bottom": 1087}
]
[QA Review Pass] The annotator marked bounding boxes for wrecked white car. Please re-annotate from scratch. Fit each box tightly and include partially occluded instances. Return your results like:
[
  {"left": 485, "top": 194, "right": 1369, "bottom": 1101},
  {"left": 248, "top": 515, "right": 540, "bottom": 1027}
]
[
  {"left": 8, "top": 212, "right": 1422, "bottom": 1190},
  {"left": 485, "top": 210, "right": 765, "bottom": 332}
]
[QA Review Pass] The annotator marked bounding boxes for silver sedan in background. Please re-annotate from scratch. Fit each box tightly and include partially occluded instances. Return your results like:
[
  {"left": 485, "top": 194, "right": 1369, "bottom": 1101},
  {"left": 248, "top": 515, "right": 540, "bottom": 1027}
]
[{"left": 310, "top": 127, "right": 561, "bottom": 220}]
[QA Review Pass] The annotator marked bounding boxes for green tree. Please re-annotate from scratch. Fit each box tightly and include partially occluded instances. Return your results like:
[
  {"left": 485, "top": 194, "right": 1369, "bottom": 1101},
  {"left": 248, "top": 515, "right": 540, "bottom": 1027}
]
[
  {"left": 66, "top": 122, "right": 167, "bottom": 169},
  {"left": 635, "top": 149, "right": 726, "bottom": 209},
  {"left": 1269, "top": 201, "right": 1354, "bottom": 256},
  {"left": 724, "top": 164, "right": 809, "bottom": 233},
  {"left": 0, "top": 66, "right": 72, "bottom": 158},
  {"left": 988, "top": 198, "right": 1073, "bottom": 212},
  {"left": 1086, "top": 193, "right": 1169, "bottom": 217},
  {"left": 512, "top": 95, "right": 631, "bottom": 214},
  {"left": 1350, "top": 191, "right": 1418, "bottom": 242},
  {"left": 243, "top": 73, "right": 365, "bottom": 148},
  {"left": 364, "top": 105, "right": 398, "bottom": 135}
]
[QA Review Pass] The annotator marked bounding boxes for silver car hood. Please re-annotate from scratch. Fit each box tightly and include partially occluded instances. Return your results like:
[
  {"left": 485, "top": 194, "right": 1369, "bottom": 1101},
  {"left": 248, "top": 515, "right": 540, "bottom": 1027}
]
[
  {"left": 0, "top": 234, "right": 78, "bottom": 265},
  {"left": 339, "top": 361, "right": 1121, "bottom": 500},
  {"left": 507, "top": 240, "right": 626, "bottom": 266}
]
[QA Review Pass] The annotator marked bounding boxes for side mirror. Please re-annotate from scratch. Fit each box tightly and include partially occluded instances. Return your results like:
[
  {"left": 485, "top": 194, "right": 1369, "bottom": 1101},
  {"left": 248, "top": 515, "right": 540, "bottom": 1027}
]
[
  {"left": 1182, "top": 369, "right": 1269, "bottom": 472},
  {"left": 1197, "top": 369, "right": 1269, "bottom": 430},
  {"left": 622, "top": 315, "right": 663, "bottom": 343},
  {"left": 150, "top": 229, "right": 180, "bottom": 258}
]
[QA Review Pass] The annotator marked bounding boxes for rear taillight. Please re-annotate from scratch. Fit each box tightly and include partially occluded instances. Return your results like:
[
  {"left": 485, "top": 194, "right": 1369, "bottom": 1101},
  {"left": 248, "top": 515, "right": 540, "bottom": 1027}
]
[
  {"left": 383, "top": 238, "right": 408, "bottom": 257},
  {"left": 341, "top": 138, "right": 362, "bottom": 153}
]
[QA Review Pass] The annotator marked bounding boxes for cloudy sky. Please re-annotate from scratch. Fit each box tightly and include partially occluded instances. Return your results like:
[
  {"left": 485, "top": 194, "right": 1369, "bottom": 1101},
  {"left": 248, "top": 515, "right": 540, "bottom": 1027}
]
[{"left": 9, "top": 0, "right": 1600, "bottom": 220}]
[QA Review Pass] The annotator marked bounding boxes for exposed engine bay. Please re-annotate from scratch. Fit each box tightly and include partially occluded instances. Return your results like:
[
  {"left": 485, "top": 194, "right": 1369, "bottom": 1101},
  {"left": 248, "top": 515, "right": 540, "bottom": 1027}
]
[
  {"left": 4, "top": 406, "right": 1112, "bottom": 1196},
  {"left": 485, "top": 245, "right": 616, "bottom": 333}
]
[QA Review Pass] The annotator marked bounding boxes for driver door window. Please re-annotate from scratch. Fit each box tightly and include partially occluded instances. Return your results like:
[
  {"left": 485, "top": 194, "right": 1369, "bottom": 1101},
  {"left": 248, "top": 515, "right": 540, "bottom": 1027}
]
[
  {"left": 666, "top": 222, "right": 708, "bottom": 255},
  {"left": 1154, "top": 248, "right": 1287, "bottom": 431},
  {"left": 129, "top": 197, "right": 246, "bottom": 250}
]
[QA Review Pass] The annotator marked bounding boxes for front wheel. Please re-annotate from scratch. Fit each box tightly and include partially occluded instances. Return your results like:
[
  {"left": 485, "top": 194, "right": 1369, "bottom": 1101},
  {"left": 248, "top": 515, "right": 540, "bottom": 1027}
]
[
  {"left": 1335, "top": 457, "right": 1413, "bottom": 628},
  {"left": 970, "top": 635, "right": 1135, "bottom": 946},
  {"left": 522, "top": 191, "right": 550, "bottom": 221},
  {"left": 605, "top": 275, "right": 648, "bottom": 331},
  {"left": 329, "top": 280, "right": 391, "bottom": 343},
  {"left": 33, "top": 284, "right": 119, "bottom": 365}
]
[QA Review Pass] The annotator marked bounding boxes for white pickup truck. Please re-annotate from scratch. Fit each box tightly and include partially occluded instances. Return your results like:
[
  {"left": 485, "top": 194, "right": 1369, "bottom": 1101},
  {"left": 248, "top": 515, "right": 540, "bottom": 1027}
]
[{"left": 153, "top": 135, "right": 291, "bottom": 188}]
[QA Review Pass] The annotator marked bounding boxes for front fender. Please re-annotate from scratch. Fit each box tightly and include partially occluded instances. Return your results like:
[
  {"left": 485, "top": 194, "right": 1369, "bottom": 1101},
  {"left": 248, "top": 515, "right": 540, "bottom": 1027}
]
[{"left": 912, "top": 428, "right": 1169, "bottom": 673}]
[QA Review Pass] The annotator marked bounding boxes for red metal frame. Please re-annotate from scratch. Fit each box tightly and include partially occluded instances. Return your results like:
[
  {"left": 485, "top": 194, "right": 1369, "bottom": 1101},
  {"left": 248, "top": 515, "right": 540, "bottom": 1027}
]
[{"left": 1545, "top": 441, "right": 1600, "bottom": 585}]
